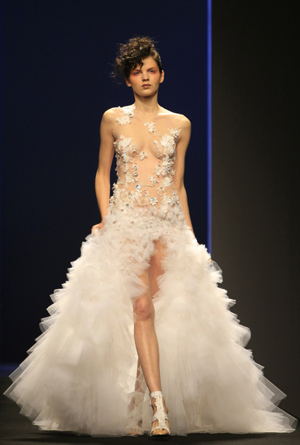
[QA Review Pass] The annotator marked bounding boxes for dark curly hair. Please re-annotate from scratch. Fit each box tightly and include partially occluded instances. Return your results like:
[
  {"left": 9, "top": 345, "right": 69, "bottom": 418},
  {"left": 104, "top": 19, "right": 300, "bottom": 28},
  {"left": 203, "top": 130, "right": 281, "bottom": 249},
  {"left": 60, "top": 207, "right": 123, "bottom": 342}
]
[{"left": 113, "top": 36, "right": 163, "bottom": 80}]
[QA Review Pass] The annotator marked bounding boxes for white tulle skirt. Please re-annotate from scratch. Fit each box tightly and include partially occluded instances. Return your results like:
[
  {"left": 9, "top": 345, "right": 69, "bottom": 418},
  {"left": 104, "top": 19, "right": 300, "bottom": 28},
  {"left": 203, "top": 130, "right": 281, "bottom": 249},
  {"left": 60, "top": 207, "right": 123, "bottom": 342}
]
[{"left": 4, "top": 206, "right": 297, "bottom": 436}]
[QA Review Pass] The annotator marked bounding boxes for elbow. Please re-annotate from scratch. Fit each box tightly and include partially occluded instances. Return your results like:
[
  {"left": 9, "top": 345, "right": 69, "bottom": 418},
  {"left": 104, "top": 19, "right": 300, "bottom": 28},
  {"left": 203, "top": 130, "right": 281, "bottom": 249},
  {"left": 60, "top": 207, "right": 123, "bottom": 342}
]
[
  {"left": 95, "top": 169, "right": 110, "bottom": 188},
  {"left": 95, "top": 167, "right": 110, "bottom": 181}
]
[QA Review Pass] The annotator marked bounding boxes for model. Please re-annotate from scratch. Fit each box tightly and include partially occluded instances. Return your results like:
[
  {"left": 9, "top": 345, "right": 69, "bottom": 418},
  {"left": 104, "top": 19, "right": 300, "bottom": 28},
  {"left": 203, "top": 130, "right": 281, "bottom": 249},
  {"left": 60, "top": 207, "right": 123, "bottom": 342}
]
[{"left": 4, "top": 36, "right": 297, "bottom": 437}]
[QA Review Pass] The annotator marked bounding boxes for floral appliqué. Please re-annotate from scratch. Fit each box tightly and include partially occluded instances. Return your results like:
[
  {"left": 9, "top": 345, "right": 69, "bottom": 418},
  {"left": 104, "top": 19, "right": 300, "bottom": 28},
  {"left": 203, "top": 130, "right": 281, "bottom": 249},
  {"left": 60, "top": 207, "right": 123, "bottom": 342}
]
[
  {"left": 111, "top": 106, "right": 182, "bottom": 212},
  {"left": 115, "top": 105, "right": 135, "bottom": 125}
]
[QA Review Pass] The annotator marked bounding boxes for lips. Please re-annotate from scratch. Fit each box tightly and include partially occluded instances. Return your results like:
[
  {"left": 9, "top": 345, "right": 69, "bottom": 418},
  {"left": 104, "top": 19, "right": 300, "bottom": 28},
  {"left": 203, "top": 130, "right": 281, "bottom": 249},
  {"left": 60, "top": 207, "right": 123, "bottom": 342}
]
[{"left": 142, "top": 84, "right": 151, "bottom": 87}]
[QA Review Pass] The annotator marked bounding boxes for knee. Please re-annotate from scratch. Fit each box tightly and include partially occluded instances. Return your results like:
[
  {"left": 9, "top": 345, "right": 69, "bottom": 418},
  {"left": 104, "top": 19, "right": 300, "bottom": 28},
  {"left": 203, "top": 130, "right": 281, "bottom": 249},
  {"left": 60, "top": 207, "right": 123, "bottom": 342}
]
[{"left": 134, "top": 298, "right": 154, "bottom": 322}]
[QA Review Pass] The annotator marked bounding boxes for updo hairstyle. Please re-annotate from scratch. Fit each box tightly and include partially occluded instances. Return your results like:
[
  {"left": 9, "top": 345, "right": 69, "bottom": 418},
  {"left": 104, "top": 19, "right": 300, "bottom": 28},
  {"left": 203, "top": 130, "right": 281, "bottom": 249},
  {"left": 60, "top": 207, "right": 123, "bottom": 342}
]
[{"left": 113, "top": 36, "right": 163, "bottom": 80}]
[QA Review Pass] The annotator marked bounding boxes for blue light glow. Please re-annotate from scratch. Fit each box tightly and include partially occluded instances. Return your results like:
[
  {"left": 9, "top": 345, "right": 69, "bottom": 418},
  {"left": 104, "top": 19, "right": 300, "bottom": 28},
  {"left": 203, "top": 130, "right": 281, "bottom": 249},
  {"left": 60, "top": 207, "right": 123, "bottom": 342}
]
[{"left": 207, "top": 0, "right": 212, "bottom": 252}]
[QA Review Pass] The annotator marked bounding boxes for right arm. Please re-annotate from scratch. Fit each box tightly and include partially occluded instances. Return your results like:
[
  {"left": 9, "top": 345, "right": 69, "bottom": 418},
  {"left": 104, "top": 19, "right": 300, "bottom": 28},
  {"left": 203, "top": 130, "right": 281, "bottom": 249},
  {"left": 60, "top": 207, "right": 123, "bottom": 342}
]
[{"left": 91, "top": 109, "right": 115, "bottom": 233}]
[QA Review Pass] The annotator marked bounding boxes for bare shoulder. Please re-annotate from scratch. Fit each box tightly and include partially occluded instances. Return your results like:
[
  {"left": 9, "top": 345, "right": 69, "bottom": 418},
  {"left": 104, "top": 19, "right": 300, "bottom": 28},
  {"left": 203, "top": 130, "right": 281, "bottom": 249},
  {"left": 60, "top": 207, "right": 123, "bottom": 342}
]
[
  {"left": 176, "top": 113, "right": 191, "bottom": 131},
  {"left": 101, "top": 107, "right": 118, "bottom": 124},
  {"left": 160, "top": 107, "right": 191, "bottom": 130}
]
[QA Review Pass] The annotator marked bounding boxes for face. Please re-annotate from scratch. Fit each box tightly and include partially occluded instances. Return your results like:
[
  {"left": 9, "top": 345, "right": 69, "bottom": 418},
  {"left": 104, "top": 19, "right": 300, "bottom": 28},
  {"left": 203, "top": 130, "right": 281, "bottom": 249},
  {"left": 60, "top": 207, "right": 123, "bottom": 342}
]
[{"left": 126, "top": 56, "right": 164, "bottom": 96}]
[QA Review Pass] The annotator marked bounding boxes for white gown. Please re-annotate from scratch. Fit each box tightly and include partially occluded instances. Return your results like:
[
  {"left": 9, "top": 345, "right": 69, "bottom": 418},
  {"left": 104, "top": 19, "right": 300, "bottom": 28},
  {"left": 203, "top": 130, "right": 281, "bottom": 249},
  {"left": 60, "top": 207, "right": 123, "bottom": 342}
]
[{"left": 4, "top": 105, "right": 297, "bottom": 436}]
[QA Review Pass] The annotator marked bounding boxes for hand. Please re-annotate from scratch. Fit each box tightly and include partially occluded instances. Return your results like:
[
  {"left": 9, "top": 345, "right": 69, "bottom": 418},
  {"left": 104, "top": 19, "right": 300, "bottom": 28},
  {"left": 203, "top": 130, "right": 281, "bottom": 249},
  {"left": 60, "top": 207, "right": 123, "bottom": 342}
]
[{"left": 91, "top": 222, "right": 104, "bottom": 234}]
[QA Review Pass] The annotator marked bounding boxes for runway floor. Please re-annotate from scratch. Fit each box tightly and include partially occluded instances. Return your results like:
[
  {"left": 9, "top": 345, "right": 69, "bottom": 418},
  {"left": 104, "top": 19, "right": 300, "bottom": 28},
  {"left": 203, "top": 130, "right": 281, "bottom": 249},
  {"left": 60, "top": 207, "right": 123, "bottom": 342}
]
[{"left": 1, "top": 378, "right": 299, "bottom": 445}]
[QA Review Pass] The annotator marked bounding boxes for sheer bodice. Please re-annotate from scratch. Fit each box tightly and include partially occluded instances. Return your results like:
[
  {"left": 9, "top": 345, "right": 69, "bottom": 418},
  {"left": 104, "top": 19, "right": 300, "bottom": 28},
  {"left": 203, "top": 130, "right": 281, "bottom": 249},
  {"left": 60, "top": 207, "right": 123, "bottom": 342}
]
[{"left": 109, "top": 105, "right": 182, "bottom": 217}]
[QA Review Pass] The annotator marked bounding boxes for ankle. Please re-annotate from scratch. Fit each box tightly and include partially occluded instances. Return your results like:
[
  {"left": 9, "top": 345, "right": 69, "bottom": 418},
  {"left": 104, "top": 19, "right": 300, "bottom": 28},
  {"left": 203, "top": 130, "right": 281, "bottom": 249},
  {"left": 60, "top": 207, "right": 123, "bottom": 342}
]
[
  {"left": 149, "top": 391, "right": 170, "bottom": 436},
  {"left": 150, "top": 390, "right": 163, "bottom": 398},
  {"left": 150, "top": 391, "right": 168, "bottom": 412},
  {"left": 150, "top": 390, "right": 163, "bottom": 404}
]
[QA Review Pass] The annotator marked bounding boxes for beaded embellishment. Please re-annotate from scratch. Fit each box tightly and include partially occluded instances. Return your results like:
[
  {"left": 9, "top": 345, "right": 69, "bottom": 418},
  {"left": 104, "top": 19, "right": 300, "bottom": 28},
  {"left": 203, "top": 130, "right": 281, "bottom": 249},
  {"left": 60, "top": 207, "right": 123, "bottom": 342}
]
[{"left": 110, "top": 106, "right": 182, "bottom": 216}]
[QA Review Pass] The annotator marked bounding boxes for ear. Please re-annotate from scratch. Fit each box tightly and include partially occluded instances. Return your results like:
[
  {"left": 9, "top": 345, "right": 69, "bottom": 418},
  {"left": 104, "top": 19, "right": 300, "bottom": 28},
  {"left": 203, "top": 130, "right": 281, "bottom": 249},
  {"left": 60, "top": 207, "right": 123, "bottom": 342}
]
[
  {"left": 125, "top": 78, "right": 132, "bottom": 87},
  {"left": 159, "top": 70, "right": 165, "bottom": 84}
]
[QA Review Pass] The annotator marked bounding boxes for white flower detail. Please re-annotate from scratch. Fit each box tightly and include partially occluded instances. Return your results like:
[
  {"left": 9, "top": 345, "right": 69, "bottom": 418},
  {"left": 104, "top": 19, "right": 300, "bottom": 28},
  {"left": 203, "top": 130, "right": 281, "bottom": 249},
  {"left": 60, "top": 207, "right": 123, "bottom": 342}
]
[
  {"left": 126, "top": 172, "right": 135, "bottom": 183},
  {"left": 115, "top": 114, "right": 131, "bottom": 125},
  {"left": 117, "top": 135, "right": 132, "bottom": 153},
  {"left": 144, "top": 122, "right": 156, "bottom": 133},
  {"left": 160, "top": 134, "right": 175, "bottom": 154},
  {"left": 150, "top": 197, "right": 158, "bottom": 205},
  {"left": 139, "top": 151, "right": 148, "bottom": 160},
  {"left": 163, "top": 177, "right": 172, "bottom": 187},
  {"left": 115, "top": 105, "right": 135, "bottom": 125},
  {"left": 149, "top": 176, "right": 158, "bottom": 185},
  {"left": 169, "top": 128, "right": 181, "bottom": 139}
]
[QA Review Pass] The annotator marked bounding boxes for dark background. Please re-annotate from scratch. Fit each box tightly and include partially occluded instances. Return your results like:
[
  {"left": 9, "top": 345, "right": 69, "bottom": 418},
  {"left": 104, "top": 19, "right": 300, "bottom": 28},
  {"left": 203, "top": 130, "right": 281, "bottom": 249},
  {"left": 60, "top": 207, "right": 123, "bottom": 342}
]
[
  {"left": 0, "top": 1, "right": 209, "bottom": 366},
  {"left": 212, "top": 0, "right": 299, "bottom": 418},
  {"left": 1, "top": 0, "right": 299, "bottom": 421}
]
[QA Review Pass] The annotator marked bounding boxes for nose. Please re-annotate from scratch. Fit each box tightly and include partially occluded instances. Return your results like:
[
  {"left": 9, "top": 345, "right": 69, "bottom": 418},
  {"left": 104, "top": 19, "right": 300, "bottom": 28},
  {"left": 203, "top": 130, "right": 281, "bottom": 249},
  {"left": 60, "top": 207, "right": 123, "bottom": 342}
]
[{"left": 142, "top": 71, "right": 149, "bottom": 81}]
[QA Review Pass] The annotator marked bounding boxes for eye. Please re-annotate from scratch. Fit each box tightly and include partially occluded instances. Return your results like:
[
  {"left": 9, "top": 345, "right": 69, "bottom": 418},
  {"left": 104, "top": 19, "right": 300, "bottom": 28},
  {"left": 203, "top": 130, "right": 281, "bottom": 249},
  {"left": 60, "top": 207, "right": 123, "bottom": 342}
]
[
  {"left": 149, "top": 69, "right": 156, "bottom": 73},
  {"left": 132, "top": 71, "right": 140, "bottom": 75}
]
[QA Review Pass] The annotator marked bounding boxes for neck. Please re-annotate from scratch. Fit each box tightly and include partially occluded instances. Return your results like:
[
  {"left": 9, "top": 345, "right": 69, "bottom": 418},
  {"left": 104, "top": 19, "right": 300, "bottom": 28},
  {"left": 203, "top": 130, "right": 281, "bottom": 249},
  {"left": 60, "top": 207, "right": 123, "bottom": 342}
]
[{"left": 133, "top": 94, "right": 160, "bottom": 115}]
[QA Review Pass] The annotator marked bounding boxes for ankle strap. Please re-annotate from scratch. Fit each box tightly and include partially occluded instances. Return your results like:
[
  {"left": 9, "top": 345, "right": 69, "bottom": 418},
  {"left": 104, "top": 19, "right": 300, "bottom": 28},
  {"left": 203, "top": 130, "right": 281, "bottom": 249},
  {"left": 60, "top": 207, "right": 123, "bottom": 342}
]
[
  {"left": 149, "top": 391, "right": 164, "bottom": 406},
  {"left": 150, "top": 390, "right": 163, "bottom": 399}
]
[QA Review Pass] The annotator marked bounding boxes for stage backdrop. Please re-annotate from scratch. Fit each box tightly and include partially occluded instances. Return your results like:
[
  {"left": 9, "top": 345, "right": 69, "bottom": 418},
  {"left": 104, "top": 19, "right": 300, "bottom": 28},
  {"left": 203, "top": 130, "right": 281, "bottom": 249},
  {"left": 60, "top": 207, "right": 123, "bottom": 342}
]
[
  {"left": 1, "top": 2, "right": 210, "bottom": 366},
  {"left": 212, "top": 0, "right": 300, "bottom": 417}
]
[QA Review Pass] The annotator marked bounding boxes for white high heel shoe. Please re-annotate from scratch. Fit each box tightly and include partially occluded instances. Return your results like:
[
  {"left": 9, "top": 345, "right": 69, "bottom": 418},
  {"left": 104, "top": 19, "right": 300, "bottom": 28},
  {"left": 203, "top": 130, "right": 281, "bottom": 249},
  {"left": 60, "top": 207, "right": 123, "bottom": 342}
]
[{"left": 149, "top": 391, "right": 170, "bottom": 436}]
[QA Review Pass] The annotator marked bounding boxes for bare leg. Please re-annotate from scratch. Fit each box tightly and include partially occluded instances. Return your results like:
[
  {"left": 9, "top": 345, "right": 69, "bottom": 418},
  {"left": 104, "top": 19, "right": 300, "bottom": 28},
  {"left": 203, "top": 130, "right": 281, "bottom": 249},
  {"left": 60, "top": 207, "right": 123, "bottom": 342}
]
[
  {"left": 133, "top": 240, "right": 169, "bottom": 434},
  {"left": 133, "top": 273, "right": 161, "bottom": 392}
]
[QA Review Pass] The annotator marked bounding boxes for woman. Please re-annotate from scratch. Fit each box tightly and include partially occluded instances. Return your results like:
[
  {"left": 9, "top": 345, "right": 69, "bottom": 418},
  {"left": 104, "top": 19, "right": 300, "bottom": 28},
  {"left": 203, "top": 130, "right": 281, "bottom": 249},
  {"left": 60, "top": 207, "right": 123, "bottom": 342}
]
[{"left": 5, "top": 37, "right": 296, "bottom": 437}]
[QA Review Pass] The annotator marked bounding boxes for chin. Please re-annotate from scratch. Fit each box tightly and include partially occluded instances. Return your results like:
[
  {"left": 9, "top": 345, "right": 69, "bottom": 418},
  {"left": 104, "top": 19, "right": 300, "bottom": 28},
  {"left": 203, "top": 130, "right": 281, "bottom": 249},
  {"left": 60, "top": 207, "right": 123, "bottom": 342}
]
[{"left": 140, "top": 89, "right": 158, "bottom": 96}]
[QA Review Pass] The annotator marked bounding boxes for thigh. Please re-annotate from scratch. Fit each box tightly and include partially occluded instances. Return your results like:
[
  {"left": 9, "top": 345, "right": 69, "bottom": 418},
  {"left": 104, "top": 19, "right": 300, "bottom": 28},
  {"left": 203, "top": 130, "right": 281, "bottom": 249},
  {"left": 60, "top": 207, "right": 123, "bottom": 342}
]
[
  {"left": 133, "top": 267, "right": 153, "bottom": 317},
  {"left": 148, "top": 239, "right": 165, "bottom": 297},
  {"left": 133, "top": 238, "right": 165, "bottom": 313}
]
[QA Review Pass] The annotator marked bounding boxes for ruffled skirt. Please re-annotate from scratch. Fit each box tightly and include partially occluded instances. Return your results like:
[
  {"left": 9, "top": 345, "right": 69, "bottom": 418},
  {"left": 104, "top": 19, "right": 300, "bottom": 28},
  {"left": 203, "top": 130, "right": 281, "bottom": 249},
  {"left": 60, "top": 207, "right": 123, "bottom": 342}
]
[{"left": 4, "top": 206, "right": 297, "bottom": 435}]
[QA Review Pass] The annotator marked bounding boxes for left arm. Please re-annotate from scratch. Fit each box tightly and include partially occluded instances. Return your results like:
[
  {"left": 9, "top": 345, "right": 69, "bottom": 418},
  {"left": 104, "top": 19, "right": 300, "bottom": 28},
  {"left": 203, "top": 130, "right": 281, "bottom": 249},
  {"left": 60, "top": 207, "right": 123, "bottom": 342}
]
[{"left": 173, "top": 116, "right": 195, "bottom": 237}]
